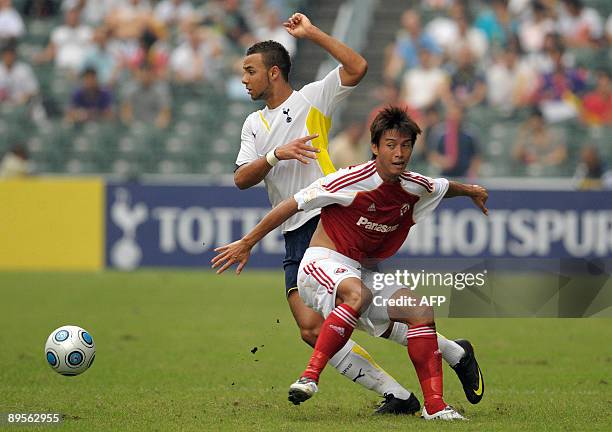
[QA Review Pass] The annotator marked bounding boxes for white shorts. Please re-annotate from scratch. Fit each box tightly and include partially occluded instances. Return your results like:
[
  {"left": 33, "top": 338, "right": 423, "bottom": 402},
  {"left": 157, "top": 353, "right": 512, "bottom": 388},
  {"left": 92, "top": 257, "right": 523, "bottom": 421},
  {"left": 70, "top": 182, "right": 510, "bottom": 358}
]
[{"left": 297, "top": 247, "right": 402, "bottom": 337}]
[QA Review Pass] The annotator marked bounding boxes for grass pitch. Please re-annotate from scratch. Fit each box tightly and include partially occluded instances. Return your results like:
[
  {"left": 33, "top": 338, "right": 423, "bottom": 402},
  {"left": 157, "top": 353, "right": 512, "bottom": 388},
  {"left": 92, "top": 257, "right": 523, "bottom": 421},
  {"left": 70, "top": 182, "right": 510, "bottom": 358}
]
[{"left": 1, "top": 271, "right": 611, "bottom": 431}]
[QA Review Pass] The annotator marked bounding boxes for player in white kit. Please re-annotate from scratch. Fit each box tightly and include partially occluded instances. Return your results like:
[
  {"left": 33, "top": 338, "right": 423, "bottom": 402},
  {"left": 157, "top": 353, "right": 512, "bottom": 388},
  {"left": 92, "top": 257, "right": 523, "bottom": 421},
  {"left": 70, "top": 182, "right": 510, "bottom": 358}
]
[
  {"left": 215, "top": 106, "right": 488, "bottom": 420},
  {"left": 234, "top": 13, "right": 421, "bottom": 414}
]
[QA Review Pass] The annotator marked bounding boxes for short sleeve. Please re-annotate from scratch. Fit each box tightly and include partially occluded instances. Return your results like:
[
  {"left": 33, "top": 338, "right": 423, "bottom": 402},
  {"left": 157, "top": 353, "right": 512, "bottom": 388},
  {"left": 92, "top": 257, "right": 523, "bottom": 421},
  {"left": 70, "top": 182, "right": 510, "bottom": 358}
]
[
  {"left": 101, "top": 90, "right": 113, "bottom": 110},
  {"left": 299, "top": 66, "right": 356, "bottom": 116},
  {"left": 21, "top": 65, "right": 39, "bottom": 94},
  {"left": 294, "top": 175, "right": 357, "bottom": 212},
  {"left": 235, "top": 116, "right": 258, "bottom": 167},
  {"left": 50, "top": 28, "right": 63, "bottom": 45},
  {"left": 585, "top": 9, "right": 603, "bottom": 38},
  {"left": 169, "top": 47, "right": 183, "bottom": 73},
  {"left": 412, "top": 177, "right": 449, "bottom": 223}
]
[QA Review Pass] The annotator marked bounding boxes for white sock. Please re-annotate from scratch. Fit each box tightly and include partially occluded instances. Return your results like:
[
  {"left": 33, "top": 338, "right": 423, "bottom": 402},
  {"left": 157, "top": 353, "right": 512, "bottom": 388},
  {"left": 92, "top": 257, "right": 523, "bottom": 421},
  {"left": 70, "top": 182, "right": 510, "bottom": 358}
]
[
  {"left": 329, "top": 339, "right": 412, "bottom": 399},
  {"left": 389, "top": 322, "right": 465, "bottom": 367}
]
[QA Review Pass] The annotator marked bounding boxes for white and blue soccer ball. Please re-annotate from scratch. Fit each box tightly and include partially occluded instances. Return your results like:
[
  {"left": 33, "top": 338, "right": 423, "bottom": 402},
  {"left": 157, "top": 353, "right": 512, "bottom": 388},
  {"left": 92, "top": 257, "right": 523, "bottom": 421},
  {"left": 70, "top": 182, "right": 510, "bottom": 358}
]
[{"left": 44, "top": 325, "right": 96, "bottom": 376}]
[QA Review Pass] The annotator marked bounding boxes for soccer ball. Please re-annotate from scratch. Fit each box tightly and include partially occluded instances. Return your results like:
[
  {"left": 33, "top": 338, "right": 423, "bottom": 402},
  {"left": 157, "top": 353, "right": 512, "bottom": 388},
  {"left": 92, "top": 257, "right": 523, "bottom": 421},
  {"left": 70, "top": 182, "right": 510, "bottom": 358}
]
[{"left": 44, "top": 325, "right": 96, "bottom": 376}]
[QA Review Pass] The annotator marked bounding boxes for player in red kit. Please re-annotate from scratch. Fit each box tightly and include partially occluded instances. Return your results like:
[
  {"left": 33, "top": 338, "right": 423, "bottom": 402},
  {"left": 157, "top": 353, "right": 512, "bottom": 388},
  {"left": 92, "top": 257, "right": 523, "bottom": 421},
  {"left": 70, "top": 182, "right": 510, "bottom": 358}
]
[{"left": 213, "top": 106, "right": 488, "bottom": 420}]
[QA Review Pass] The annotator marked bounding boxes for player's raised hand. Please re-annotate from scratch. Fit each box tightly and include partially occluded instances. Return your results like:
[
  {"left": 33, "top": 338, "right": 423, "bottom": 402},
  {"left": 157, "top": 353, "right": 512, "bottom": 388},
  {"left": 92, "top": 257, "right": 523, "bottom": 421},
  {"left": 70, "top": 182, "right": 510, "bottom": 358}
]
[
  {"left": 283, "top": 13, "right": 314, "bottom": 39},
  {"left": 274, "top": 134, "right": 320, "bottom": 164},
  {"left": 211, "top": 240, "right": 252, "bottom": 275},
  {"left": 470, "top": 185, "right": 489, "bottom": 215}
]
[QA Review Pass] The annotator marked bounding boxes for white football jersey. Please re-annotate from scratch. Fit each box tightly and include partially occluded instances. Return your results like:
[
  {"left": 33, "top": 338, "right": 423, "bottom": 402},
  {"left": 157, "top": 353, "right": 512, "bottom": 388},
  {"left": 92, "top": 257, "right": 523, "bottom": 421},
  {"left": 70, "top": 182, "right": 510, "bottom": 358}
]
[{"left": 236, "top": 66, "right": 356, "bottom": 232}]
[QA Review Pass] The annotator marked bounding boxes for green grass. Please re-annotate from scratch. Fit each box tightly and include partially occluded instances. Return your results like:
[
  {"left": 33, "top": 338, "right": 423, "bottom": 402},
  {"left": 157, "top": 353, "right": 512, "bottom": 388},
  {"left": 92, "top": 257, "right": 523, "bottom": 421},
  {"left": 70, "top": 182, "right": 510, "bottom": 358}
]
[{"left": 0, "top": 271, "right": 611, "bottom": 431}]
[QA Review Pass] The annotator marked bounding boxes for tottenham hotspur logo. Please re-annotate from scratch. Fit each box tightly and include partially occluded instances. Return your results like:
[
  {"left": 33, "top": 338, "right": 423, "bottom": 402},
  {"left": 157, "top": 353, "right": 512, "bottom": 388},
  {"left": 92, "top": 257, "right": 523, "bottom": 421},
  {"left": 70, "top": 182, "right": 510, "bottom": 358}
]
[
  {"left": 283, "top": 108, "right": 292, "bottom": 123},
  {"left": 110, "top": 188, "right": 148, "bottom": 270}
]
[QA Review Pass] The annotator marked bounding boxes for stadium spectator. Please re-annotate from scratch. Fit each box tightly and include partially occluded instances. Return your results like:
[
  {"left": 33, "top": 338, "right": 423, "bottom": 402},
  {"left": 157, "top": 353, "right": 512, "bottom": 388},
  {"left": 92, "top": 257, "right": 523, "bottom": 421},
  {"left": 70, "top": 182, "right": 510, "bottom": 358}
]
[
  {"left": 400, "top": 49, "right": 447, "bottom": 110},
  {"left": 422, "top": 104, "right": 443, "bottom": 155},
  {"left": 154, "top": 0, "right": 194, "bottom": 29},
  {"left": 518, "top": 1, "right": 555, "bottom": 54},
  {"left": 124, "top": 27, "right": 169, "bottom": 78},
  {"left": 170, "top": 24, "right": 222, "bottom": 83},
  {"left": 557, "top": 0, "right": 604, "bottom": 48},
  {"left": 486, "top": 44, "right": 537, "bottom": 112},
  {"left": 427, "top": 100, "right": 480, "bottom": 178},
  {"left": 120, "top": 62, "right": 171, "bottom": 129},
  {"left": 22, "top": 0, "right": 60, "bottom": 19},
  {"left": 384, "top": 9, "right": 441, "bottom": 82},
  {"left": 0, "top": 144, "right": 30, "bottom": 178},
  {"left": 220, "top": 0, "right": 256, "bottom": 47},
  {"left": 531, "top": 47, "right": 587, "bottom": 122},
  {"left": 0, "top": 0, "right": 25, "bottom": 41},
  {"left": 255, "top": 9, "right": 296, "bottom": 58},
  {"left": 574, "top": 145, "right": 610, "bottom": 190},
  {"left": 61, "top": 0, "right": 114, "bottom": 26},
  {"left": 474, "top": 0, "right": 516, "bottom": 49},
  {"left": 66, "top": 67, "right": 113, "bottom": 124},
  {"left": 106, "top": 0, "right": 153, "bottom": 41},
  {"left": 81, "top": 26, "right": 120, "bottom": 87},
  {"left": 580, "top": 69, "right": 612, "bottom": 126},
  {"left": 508, "top": 0, "right": 532, "bottom": 16},
  {"left": 524, "top": 32, "right": 567, "bottom": 74},
  {"left": 328, "top": 121, "right": 368, "bottom": 169},
  {"left": 424, "top": 0, "right": 466, "bottom": 53},
  {"left": 245, "top": 0, "right": 272, "bottom": 32},
  {"left": 447, "top": 45, "right": 487, "bottom": 108},
  {"left": 512, "top": 108, "right": 567, "bottom": 167},
  {"left": 35, "top": 7, "right": 93, "bottom": 73},
  {"left": 447, "top": 13, "right": 488, "bottom": 63},
  {"left": 0, "top": 44, "right": 39, "bottom": 106}
]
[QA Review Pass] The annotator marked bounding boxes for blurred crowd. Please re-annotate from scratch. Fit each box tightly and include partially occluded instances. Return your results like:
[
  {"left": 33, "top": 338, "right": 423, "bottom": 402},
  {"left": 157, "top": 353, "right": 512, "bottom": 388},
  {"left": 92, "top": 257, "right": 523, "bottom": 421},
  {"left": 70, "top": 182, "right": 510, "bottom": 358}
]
[
  {"left": 329, "top": 0, "right": 612, "bottom": 188},
  {"left": 1, "top": 0, "right": 611, "bottom": 188},
  {"left": 383, "top": 0, "right": 611, "bottom": 123},
  {"left": 0, "top": 0, "right": 295, "bottom": 127}
]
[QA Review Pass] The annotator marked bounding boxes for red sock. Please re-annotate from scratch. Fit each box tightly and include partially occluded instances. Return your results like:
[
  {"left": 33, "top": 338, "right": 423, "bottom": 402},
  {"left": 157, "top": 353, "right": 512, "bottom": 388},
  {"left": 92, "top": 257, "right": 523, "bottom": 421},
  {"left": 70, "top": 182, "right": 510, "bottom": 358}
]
[
  {"left": 407, "top": 324, "right": 446, "bottom": 414},
  {"left": 302, "top": 304, "right": 359, "bottom": 383}
]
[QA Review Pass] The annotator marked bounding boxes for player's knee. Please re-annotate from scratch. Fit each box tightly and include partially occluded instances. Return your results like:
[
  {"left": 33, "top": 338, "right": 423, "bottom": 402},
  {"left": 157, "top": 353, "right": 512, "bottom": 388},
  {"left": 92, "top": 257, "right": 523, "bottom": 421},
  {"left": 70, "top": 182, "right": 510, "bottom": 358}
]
[
  {"left": 336, "top": 281, "right": 369, "bottom": 312},
  {"left": 341, "top": 289, "right": 365, "bottom": 312},
  {"left": 406, "top": 305, "right": 435, "bottom": 326},
  {"left": 299, "top": 327, "right": 319, "bottom": 347},
  {"left": 393, "top": 304, "right": 434, "bottom": 327}
]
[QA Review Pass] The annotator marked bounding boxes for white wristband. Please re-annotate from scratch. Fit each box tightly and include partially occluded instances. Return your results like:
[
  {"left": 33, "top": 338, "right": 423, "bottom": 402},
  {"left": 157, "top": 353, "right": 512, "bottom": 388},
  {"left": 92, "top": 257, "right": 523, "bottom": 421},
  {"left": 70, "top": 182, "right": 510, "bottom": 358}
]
[{"left": 266, "top": 149, "right": 280, "bottom": 167}]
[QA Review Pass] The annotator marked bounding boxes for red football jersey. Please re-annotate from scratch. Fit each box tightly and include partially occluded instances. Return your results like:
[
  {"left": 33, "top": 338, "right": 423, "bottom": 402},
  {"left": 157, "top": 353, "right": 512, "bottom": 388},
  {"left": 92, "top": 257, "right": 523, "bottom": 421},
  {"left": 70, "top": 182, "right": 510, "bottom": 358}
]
[{"left": 294, "top": 161, "right": 449, "bottom": 262}]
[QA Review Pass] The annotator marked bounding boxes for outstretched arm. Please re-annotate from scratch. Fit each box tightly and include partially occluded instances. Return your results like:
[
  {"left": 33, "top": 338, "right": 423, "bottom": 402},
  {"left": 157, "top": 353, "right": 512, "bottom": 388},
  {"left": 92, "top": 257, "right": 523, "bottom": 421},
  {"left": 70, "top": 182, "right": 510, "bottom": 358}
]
[
  {"left": 283, "top": 13, "right": 367, "bottom": 86},
  {"left": 211, "top": 198, "right": 300, "bottom": 274},
  {"left": 444, "top": 181, "right": 489, "bottom": 215}
]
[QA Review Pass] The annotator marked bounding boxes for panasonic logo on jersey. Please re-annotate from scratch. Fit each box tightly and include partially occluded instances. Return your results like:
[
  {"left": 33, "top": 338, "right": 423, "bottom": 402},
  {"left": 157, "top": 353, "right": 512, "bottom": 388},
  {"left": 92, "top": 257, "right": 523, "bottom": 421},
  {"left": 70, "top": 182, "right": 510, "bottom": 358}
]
[{"left": 356, "top": 216, "right": 399, "bottom": 233}]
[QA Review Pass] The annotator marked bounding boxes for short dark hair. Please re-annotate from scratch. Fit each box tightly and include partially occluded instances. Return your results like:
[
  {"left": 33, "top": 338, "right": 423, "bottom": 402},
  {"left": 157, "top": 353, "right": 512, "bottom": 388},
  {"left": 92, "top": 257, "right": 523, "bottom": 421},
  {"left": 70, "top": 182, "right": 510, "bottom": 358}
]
[
  {"left": 370, "top": 106, "right": 422, "bottom": 147},
  {"left": 530, "top": 107, "right": 544, "bottom": 119},
  {"left": 246, "top": 40, "right": 291, "bottom": 81},
  {"left": 81, "top": 67, "right": 97, "bottom": 78},
  {"left": 562, "top": 0, "right": 583, "bottom": 9},
  {"left": 1, "top": 42, "right": 16, "bottom": 55}
]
